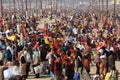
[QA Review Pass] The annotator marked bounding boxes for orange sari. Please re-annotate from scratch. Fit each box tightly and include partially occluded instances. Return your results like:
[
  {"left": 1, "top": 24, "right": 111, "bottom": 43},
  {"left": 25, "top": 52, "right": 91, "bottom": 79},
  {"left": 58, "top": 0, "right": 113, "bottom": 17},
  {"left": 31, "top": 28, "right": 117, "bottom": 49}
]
[{"left": 21, "top": 22, "right": 28, "bottom": 36}]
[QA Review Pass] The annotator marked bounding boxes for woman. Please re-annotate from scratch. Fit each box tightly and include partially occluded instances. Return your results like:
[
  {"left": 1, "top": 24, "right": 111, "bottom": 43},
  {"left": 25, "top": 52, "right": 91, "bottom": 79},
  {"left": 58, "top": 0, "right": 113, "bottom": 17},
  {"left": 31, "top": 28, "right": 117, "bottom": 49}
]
[
  {"left": 54, "top": 54, "right": 63, "bottom": 80},
  {"left": 81, "top": 55, "right": 91, "bottom": 80},
  {"left": 19, "top": 56, "right": 26, "bottom": 80},
  {"left": 75, "top": 48, "right": 83, "bottom": 80},
  {"left": 49, "top": 54, "right": 55, "bottom": 80},
  {"left": 82, "top": 56, "right": 90, "bottom": 74},
  {"left": 32, "top": 49, "right": 40, "bottom": 78},
  {"left": 65, "top": 51, "right": 74, "bottom": 80},
  {"left": 99, "top": 55, "right": 106, "bottom": 80}
]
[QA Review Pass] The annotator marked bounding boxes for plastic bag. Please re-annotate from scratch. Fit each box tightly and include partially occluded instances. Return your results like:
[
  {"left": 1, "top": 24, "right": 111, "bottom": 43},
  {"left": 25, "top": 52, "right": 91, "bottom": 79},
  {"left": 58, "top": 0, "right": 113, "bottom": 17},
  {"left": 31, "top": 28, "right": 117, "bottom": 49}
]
[{"left": 34, "top": 65, "right": 42, "bottom": 74}]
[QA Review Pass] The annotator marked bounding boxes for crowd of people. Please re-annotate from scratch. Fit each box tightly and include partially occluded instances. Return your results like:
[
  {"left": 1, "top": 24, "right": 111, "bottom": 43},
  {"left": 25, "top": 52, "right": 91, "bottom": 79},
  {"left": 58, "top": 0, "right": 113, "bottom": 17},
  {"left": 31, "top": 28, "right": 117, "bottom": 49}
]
[{"left": 0, "top": 9, "right": 120, "bottom": 80}]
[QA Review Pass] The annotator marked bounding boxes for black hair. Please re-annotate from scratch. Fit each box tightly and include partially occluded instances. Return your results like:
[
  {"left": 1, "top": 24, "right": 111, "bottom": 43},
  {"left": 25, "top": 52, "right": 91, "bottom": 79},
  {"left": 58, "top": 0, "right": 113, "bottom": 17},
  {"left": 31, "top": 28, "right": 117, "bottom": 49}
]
[
  {"left": 56, "top": 54, "right": 60, "bottom": 58},
  {"left": 67, "top": 50, "right": 71, "bottom": 57},
  {"left": 13, "top": 60, "right": 19, "bottom": 66},
  {"left": 7, "top": 57, "right": 12, "bottom": 62},
  {"left": 111, "top": 65, "right": 116, "bottom": 71},
  {"left": 9, "top": 75, "right": 22, "bottom": 80},
  {"left": 0, "top": 60, "right": 3, "bottom": 66},
  {"left": 76, "top": 48, "right": 80, "bottom": 51},
  {"left": 20, "top": 56, "right": 26, "bottom": 64}
]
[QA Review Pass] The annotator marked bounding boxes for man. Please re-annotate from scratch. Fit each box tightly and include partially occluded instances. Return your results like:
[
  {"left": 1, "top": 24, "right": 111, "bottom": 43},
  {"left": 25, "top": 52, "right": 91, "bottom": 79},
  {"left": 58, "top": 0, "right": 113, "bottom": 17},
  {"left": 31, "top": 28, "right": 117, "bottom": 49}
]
[{"left": 23, "top": 47, "right": 32, "bottom": 78}]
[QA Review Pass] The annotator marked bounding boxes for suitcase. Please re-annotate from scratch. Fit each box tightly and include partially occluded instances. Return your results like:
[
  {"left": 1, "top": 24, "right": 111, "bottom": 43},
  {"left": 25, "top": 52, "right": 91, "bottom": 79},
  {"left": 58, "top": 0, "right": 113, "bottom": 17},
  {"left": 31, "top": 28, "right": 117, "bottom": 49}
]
[{"left": 73, "top": 73, "right": 80, "bottom": 80}]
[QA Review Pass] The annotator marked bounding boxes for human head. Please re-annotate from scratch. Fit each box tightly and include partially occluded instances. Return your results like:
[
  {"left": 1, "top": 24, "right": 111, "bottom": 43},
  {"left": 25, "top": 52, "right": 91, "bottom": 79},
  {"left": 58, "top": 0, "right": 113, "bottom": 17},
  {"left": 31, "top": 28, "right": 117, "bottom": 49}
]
[
  {"left": 0, "top": 60, "right": 3, "bottom": 66},
  {"left": 20, "top": 56, "right": 26, "bottom": 64},
  {"left": 110, "top": 65, "right": 116, "bottom": 71}
]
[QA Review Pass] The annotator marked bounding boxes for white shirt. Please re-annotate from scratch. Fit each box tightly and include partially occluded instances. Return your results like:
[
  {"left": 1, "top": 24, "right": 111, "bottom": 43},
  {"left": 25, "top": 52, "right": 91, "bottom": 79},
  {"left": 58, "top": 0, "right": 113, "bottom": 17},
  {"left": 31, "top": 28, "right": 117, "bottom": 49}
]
[
  {"left": 24, "top": 51, "right": 31, "bottom": 62},
  {"left": 12, "top": 66, "right": 20, "bottom": 76},
  {"left": 73, "top": 28, "right": 78, "bottom": 35},
  {"left": 46, "top": 52, "right": 52, "bottom": 65}
]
